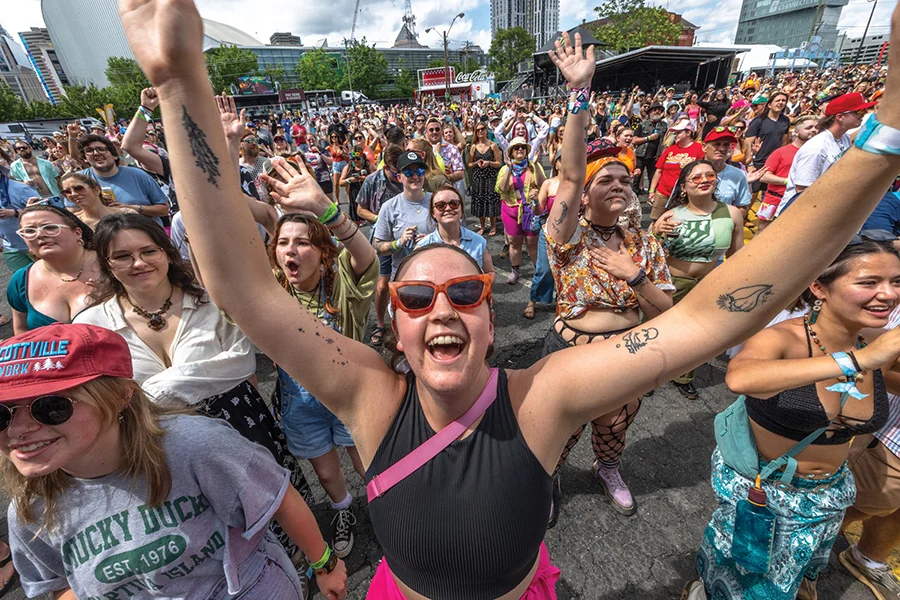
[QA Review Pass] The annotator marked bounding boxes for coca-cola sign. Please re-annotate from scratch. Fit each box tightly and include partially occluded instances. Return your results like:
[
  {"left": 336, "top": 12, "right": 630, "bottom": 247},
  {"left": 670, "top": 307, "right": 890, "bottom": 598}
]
[{"left": 455, "top": 69, "right": 491, "bottom": 83}]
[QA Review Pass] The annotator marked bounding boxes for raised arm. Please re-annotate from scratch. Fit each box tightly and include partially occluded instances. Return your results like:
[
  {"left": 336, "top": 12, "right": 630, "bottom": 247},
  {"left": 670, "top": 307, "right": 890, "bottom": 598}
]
[
  {"left": 121, "top": 88, "right": 165, "bottom": 176},
  {"left": 118, "top": 0, "right": 400, "bottom": 439},
  {"left": 522, "top": 16, "right": 900, "bottom": 430},
  {"left": 546, "top": 33, "right": 594, "bottom": 244}
]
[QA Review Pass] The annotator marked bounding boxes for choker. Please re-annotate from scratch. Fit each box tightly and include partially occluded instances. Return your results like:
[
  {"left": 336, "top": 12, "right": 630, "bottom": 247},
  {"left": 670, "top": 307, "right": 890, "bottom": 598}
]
[{"left": 590, "top": 223, "right": 618, "bottom": 242}]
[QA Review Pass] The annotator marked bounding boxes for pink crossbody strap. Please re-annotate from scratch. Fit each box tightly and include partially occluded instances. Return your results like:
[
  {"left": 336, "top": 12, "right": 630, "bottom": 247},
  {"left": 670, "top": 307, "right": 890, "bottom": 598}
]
[{"left": 367, "top": 368, "right": 500, "bottom": 502}]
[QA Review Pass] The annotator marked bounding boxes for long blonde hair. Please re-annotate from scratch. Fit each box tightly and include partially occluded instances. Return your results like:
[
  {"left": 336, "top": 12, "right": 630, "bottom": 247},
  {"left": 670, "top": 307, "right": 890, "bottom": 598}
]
[{"left": 1, "top": 377, "right": 179, "bottom": 530}]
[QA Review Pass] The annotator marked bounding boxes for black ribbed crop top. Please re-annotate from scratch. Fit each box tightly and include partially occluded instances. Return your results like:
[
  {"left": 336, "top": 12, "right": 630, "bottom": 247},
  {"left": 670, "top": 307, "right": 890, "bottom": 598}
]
[
  {"left": 365, "top": 370, "right": 552, "bottom": 599},
  {"left": 744, "top": 330, "right": 889, "bottom": 445}
]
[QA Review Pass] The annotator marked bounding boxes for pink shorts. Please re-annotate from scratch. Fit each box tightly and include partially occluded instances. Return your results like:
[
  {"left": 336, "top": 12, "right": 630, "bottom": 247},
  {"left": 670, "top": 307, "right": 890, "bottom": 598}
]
[
  {"left": 366, "top": 541, "right": 560, "bottom": 599},
  {"left": 501, "top": 202, "right": 537, "bottom": 238}
]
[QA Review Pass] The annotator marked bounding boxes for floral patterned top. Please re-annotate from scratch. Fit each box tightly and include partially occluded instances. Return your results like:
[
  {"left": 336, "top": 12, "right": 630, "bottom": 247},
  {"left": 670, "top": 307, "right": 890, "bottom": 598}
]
[{"left": 547, "top": 218, "right": 674, "bottom": 320}]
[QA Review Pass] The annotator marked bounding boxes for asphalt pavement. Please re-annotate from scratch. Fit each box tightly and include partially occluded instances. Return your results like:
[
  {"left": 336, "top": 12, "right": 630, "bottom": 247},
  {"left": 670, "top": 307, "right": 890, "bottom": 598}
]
[{"left": 0, "top": 196, "right": 875, "bottom": 600}]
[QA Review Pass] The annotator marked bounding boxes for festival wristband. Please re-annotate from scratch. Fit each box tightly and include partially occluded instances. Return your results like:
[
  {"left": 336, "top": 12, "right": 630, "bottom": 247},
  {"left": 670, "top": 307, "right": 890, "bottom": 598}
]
[
  {"left": 830, "top": 352, "right": 860, "bottom": 380},
  {"left": 310, "top": 545, "right": 332, "bottom": 570},
  {"left": 317, "top": 202, "right": 339, "bottom": 224},
  {"left": 134, "top": 110, "right": 151, "bottom": 123},
  {"left": 854, "top": 114, "right": 900, "bottom": 156},
  {"left": 391, "top": 240, "right": 400, "bottom": 252}
]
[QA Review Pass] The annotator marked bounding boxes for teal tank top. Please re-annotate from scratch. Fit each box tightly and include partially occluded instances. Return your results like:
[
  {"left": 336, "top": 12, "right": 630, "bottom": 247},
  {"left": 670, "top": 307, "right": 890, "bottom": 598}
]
[{"left": 668, "top": 202, "right": 734, "bottom": 264}]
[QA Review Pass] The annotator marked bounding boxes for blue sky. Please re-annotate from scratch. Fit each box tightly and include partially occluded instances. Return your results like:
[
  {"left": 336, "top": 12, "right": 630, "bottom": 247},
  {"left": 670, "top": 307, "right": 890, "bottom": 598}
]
[{"left": 3, "top": 0, "right": 898, "bottom": 58}]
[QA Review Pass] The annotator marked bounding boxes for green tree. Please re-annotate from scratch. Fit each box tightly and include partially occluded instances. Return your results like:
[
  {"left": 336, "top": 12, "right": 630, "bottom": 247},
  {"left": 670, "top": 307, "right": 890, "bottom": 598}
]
[
  {"left": 0, "top": 82, "right": 25, "bottom": 121},
  {"left": 394, "top": 68, "right": 417, "bottom": 98},
  {"left": 488, "top": 27, "right": 535, "bottom": 81},
  {"left": 56, "top": 85, "right": 116, "bottom": 120},
  {"left": 261, "top": 65, "right": 287, "bottom": 85},
  {"left": 104, "top": 57, "right": 152, "bottom": 117},
  {"left": 295, "top": 48, "right": 341, "bottom": 90},
  {"left": 340, "top": 38, "right": 388, "bottom": 98},
  {"left": 20, "top": 99, "right": 63, "bottom": 120},
  {"left": 205, "top": 45, "right": 259, "bottom": 94},
  {"left": 593, "top": 0, "right": 682, "bottom": 52}
]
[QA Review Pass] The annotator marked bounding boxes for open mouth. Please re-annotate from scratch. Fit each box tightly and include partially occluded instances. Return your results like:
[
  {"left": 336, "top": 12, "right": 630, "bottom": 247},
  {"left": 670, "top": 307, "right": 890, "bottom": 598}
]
[
  {"left": 426, "top": 334, "right": 467, "bottom": 361},
  {"left": 284, "top": 259, "right": 300, "bottom": 279},
  {"left": 13, "top": 438, "right": 58, "bottom": 460}
]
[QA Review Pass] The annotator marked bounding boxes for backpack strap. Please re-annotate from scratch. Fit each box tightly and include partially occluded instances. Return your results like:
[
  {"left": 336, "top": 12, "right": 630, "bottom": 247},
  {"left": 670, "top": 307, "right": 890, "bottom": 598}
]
[
  {"left": 367, "top": 368, "right": 500, "bottom": 502},
  {"left": 759, "top": 389, "right": 853, "bottom": 483}
]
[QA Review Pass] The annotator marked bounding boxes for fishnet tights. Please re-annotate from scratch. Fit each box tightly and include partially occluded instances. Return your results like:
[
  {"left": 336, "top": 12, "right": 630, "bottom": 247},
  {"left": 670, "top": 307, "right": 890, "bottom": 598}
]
[{"left": 553, "top": 398, "right": 642, "bottom": 476}]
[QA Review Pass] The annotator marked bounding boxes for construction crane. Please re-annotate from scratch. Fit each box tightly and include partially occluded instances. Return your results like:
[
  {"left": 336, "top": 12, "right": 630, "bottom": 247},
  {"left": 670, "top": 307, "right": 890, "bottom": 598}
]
[{"left": 349, "top": 0, "right": 362, "bottom": 43}]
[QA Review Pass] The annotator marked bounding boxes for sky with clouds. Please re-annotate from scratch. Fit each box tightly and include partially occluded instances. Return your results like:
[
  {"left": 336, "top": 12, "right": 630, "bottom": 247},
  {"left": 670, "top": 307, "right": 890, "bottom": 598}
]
[{"left": 2, "top": 0, "right": 898, "bottom": 58}]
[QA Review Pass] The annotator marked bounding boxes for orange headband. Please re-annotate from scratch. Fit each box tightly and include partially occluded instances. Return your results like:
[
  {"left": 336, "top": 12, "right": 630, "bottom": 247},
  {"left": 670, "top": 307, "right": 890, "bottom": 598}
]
[{"left": 585, "top": 156, "right": 629, "bottom": 188}]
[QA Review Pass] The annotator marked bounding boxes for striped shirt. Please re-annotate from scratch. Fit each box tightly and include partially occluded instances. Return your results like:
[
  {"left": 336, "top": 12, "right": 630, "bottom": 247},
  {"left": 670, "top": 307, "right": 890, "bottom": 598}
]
[{"left": 876, "top": 306, "right": 900, "bottom": 457}]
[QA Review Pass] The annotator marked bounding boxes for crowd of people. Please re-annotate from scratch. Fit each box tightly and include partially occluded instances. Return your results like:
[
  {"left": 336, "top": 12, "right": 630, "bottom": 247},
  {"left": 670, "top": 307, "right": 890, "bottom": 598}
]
[{"left": 0, "top": 1, "right": 898, "bottom": 599}]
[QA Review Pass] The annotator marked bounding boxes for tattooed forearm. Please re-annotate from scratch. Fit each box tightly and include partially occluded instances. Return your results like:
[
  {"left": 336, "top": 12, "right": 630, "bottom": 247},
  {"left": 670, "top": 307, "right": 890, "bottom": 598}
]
[
  {"left": 182, "top": 106, "right": 221, "bottom": 188},
  {"left": 374, "top": 240, "right": 394, "bottom": 256},
  {"left": 635, "top": 287, "right": 665, "bottom": 315},
  {"left": 616, "top": 327, "right": 660, "bottom": 354},
  {"left": 717, "top": 284, "right": 774, "bottom": 313}
]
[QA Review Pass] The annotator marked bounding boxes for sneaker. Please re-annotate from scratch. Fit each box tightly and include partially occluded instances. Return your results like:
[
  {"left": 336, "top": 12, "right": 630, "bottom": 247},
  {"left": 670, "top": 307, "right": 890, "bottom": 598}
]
[
  {"left": 507, "top": 269, "right": 519, "bottom": 285},
  {"left": 548, "top": 472, "right": 561, "bottom": 529},
  {"left": 593, "top": 460, "right": 636, "bottom": 515},
  {"left": 840, "top": 547, "right": 900, "bottom": 600},
  {"left": 290, "top": 551, "right": 310, "bottom": 600},
  {"left": 331, "top": 507, "right": 357, "bottom": 558},
  {"left": 673, "top": 381, "right": 699, "bottom": 399},
  {"left": 679, "top": 580, "right": 707, "bottom": 600}
]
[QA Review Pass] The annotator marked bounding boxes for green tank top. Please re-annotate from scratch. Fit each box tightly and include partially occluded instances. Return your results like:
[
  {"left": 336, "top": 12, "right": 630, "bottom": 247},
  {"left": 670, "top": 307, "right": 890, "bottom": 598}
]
[{"left": 668, "top": 202, "right": 734, "bottom": 264}]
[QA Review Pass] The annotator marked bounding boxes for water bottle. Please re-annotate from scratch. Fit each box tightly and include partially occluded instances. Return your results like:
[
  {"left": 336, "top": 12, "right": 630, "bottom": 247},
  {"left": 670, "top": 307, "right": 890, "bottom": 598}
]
[{"left": 732, "top": 475, "right": 776, "bottom": 574}]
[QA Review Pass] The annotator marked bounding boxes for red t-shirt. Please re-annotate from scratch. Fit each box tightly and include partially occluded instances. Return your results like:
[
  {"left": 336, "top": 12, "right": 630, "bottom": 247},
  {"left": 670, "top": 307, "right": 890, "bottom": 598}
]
[
  {"left": 655, "top": 142, "right": 705, "bottom": 197},
  {"left": 291, "top": 124, "right": 307, "bottom": 145},
  {"left": 762, "top": 143, "right": 799, "bottom": 205}
]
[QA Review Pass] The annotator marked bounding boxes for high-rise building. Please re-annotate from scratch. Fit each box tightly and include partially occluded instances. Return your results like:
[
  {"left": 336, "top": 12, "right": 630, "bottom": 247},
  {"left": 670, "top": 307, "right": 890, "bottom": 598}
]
[
  {"left": 836, "top": 31, "right": 890, "bottom": 65},
  {"left": 734, "top": 0, "right": 848, "bottom": 51},
  {"left": 269, "top": 32, "right": 301, "bottom": 46},
  {"left": 491, "top": 0, "right": 559, "bottom": 50},
  {"left": 42, "top": 0, "right": 261, "bottom": 87},
  {"left": 18, "top": 27, "right": 69, "bottom": 105},
  {"left": 0, "top": 23, "right": 46, "bottom": 103}
]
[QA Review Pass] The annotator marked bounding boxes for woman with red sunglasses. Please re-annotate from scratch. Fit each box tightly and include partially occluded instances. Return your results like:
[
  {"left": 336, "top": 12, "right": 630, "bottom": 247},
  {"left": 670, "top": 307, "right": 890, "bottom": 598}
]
[{"left": 122, "top": 2, "right": 900, "bottom": 596}]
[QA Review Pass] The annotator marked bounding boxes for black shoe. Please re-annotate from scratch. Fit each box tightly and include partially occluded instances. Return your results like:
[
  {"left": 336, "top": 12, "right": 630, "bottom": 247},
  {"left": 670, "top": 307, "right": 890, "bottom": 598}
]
[
  {"left": 548, "top": 473, "right": 561, "bottom": 529},
  {"left": 673, "top": 381, "right": 698, "bottom": 400},
  {"left": 331, "top": 506, "right": 357, "bottom": 558}
]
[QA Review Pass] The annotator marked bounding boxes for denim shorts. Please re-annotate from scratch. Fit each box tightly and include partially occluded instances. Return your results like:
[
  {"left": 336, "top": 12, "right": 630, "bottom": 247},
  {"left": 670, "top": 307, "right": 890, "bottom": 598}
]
[
  {"left": 277, "top": 366, "right": 355, "bottom": 459},
  {"left": 332, "top": 159, "right": 348, "bottom": 175},
  {"left": 379, "top": 254, "right": 393, "bottom": 277},
  {"left": 206, "top": 533, "right": 305, "bottom": 600}
]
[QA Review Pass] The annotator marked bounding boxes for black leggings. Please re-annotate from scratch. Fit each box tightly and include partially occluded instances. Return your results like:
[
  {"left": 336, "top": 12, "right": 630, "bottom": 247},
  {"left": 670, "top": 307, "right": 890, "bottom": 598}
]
[{"left": 542, "top": 322, "right": 643, "bottom": 475}]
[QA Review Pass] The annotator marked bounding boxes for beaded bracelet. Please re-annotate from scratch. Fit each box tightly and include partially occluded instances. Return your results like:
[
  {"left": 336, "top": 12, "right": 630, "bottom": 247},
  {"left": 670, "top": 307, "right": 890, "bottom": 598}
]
[
  {"left": 327, "top": 212, "right": 349, "bottom": 231},
  {"left": 317, "top": 202, "right": 339, "bottom": 224},
  {"left": 627, "top": 268, "right": 646, "bottom": 288}
]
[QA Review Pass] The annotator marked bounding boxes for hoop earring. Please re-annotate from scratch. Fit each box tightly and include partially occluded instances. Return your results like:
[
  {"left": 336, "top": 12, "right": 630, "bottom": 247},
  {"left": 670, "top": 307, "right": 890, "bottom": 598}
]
[{"left": 809, "top": 298, "right": 823, "bottom": 325}]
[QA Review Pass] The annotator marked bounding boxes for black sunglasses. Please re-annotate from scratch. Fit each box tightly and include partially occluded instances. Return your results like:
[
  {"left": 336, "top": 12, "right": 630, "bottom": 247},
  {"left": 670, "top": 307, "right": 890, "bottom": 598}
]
[{"left": 0, "top": 395, "right": 77, "bottom": 432}]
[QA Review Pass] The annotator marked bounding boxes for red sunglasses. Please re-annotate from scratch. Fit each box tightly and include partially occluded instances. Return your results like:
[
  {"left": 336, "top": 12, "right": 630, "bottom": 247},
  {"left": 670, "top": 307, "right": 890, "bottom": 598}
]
[{"left": 389, "top": 273, "right": 494, "bottom": 315}]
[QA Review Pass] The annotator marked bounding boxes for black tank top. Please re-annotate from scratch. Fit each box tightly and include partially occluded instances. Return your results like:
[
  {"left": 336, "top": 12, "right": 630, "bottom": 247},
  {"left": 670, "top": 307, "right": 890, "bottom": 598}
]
[
  {"left": 366, "top": 370, "right": 552, "bottom": 599},
  {"left": 744, "top": 329, "right": 889, "bottom": 445}
]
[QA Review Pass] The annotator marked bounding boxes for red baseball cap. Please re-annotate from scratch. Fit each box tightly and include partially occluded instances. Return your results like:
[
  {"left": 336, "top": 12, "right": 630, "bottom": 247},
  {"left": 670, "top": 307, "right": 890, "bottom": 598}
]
[
  {"left": 704, "top": 127, "right": 738, "bottom": 144},
  {"left": 0, "top": 324, "right": 133, "bottom": 402},
  {"left": 825, "top": 92, "right": 878, "bottom": 117}
]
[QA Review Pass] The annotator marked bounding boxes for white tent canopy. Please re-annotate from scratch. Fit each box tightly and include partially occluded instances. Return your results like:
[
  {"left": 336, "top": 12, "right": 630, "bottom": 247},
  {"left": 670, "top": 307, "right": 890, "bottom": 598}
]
[{"left": 695, "top": 43, "right": 818, "bottom": 74}]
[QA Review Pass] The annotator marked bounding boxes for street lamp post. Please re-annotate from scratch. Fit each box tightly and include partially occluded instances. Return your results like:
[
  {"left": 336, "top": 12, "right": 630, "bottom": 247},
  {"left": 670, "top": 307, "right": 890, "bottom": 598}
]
[
  {"left": 426, "top": 13, "right": 465, "bottom": 101},
  {"left": 853, "top": 0, "right": 878, "bottom": 65}
]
